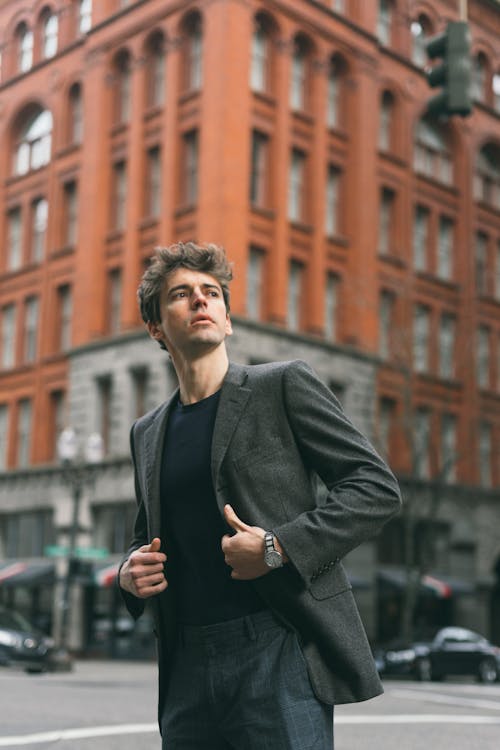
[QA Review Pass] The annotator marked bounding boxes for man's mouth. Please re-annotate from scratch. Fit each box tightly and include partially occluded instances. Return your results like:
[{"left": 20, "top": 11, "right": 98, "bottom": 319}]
[{"left": 191, "top": 315, "right": 214, "bottom": 325}]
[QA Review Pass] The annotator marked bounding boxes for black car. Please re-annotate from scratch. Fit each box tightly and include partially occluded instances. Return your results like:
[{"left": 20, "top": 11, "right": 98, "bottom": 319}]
[
  {"left": 0, "top": 606, "right": 56, "bottom": 673},
  {"left": 376, "top": 626, "right": 500, "bottom": 683}
]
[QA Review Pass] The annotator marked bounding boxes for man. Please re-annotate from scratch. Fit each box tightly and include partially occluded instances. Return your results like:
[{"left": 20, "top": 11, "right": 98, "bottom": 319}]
[{"left": 119, "top": 241, "right": 402, "bottom": 749}]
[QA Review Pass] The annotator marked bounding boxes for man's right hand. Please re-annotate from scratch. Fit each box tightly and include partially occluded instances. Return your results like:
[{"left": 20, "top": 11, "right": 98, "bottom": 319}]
[{"left": 119, "top": 538, "right": 168, "bottom": 599}]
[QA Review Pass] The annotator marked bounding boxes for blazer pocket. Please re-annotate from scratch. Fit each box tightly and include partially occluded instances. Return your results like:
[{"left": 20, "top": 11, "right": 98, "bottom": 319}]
[
  {"left": 232, "top": 437, "right": 283, "bottom": 471},
  {"left": 309, "top": 564, "right": 352, "bottom": 601}
]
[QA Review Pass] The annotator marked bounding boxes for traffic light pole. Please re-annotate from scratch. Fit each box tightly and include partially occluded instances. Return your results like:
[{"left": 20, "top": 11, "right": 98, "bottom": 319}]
[{"left": 459, "top": 0, "right": 468, "bottom": 21}]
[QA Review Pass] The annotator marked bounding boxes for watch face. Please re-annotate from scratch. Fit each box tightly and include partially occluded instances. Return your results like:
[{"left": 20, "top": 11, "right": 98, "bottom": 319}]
[{"left": 264, "top": 549, "right": 283, "bottom": 569}]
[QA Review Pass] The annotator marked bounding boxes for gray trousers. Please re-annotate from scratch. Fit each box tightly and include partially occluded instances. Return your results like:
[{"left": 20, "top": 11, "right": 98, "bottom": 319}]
[{"left": 161, "top": 609, "right": 334, "bottom": 749}]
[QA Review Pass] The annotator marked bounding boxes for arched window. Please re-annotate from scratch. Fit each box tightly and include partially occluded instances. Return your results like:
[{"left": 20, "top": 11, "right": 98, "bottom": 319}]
[
  {"left": 290, "top": 35, "right": 311, "bottom": 112},
  {"left": 414, "top": 116, "right": 452, "bottom": 186},
  {"left": 182, "top": 13, "right": 203, "bottom": 91},
  {"left": 474, "top": 144, "right": 500, "bottom": 210},
  {"left": 13, "top": 108, "right": 53, "bottom": 176},
  {"left": 250, "top": 14, "right": 275, "bottom": 94},
  {"left": 472, "top": 53, "right": 488, "bottom": 103},
  {"left": 113, "top": 50, "right": 131, "bottom": 124},
  {"left": 145, "top": 31, "right": 165, "bottom": 108},
  {"left": 17, "top": 23, "right": 33, "bottom": 73},
  {"left": 326, "top": 55, "right": 346, "bottom": 130},
  {"left": 379, "top": 90, "right": 394, "bottom": 151},
  {"left": 68, "top": 82, "right": 83, "bottom": 144},
  {"left": 411, "top": 15, "right": 432, "bottom": 67},
  {"left": 42, "top": 10, "right": 58, "bottom": 59}
]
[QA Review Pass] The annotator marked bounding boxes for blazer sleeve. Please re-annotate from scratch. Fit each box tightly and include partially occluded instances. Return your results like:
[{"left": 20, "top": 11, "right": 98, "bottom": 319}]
[
  {"left": 273, "top": 360, "right": 402, "bottom": 587},
  {"left": 117, "top": 423, "right": 149, "bottom": 620}
]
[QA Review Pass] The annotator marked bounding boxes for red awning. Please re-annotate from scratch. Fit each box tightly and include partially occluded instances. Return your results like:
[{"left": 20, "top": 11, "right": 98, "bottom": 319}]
[{"left": 0, "top": 559, "right": 55, "bottom": 587}]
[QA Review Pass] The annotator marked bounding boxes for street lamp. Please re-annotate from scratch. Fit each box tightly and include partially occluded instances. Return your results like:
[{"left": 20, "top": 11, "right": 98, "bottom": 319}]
[{"left": 57, "top": 428, "right": 103, "bottom": 657}]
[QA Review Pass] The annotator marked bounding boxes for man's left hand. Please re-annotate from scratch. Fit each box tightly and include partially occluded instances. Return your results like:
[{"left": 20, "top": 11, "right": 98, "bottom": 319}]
[{"left": 221, "top": 505, "right": 269, "bottom": 580}]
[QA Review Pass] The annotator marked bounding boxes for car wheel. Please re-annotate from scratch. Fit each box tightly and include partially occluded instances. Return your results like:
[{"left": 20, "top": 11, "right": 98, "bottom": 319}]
[
  {"left": 25, "top": 667, "right": 44, "bottom": 675},
  {"left": 415, "top": 657, "right": 432, "bottom": 681},
  {"left": 477, "top": 659, "right": 497, "bottom": 684}
]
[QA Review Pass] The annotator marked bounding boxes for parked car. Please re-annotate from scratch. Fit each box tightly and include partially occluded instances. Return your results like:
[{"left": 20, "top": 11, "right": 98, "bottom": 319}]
[
  {"left": 0, "top": 605, "right": 57, "bottom": 673},
  {"left": 376, "top": 626, "right": 500, "bottom": 683}
]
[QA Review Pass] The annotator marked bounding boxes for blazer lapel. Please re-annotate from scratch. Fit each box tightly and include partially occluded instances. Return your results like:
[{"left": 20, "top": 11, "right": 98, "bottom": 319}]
[
  {"left": 143, "top": 390, "right": 179, "bottom": 538},
  {"left": 211, "top": 362, "right": 251, "bottom": 500}
]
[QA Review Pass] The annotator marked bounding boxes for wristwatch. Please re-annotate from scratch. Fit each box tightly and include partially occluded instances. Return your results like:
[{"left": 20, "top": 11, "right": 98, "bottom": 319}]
[{"left": 264, "top": 532, "right": 284, "bottom": 569}]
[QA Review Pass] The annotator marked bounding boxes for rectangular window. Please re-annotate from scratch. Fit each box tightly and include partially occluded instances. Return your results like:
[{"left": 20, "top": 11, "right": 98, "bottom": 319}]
[
  {"left": 413, "top": 205, "right": 429, "bottom": 271},
  {"left": 130, "top": 367, "right": 149, "bottom": 420},
  {"left": 63, "top": 181, "right": 78, "bottom": 247},
  {"left": 378, "top": 397, "right": 396, "bottom": 460},
  {"left": 287, "top": 261, "right": 303, "bottom": 332},
  {"left": 437, "top": 216, "right": 454, "bottom": 280},
  {"left": 183, "top": 131, "right": 198, "bottom": 206},
  {"left": 146, "top": 146, "right": 161, "bottom": 218},
  {"left": 107, "top": 268, "right": 122, "bottom": 335},
  {"left": 7, "top": 207, "right": 23, "bottom": 271},
  {"left": 31, "top": 198, "right": 48, "bottom": 263},
  {"left": 250, "top": 27, "right": 267, "bottom": 93},
  {"left": 496, "top": 242, "right": 500, "bottom": 301},
  {"left": 250, "top": 131, "right": 269, "bottom": 208},
  {"left": 290, "top": 51, "right": 305, "bottom": 111},
  {"left": 23, "top": 296, "right": 39, "bottom": 364},
  {"left": 96, "top": 376, "right": 113, "bottom": 455},
  {"left": 325, "top": 166, "right": 340, "bottom": 237},
  {"left": 377, "top": 0, "right": 392, "bottom": 45},
  {"left": 17, "top": 398, "right": 32, "bottom": 468},
  {"left": 324, "top": 273, "right": 339, "bottom": 341},
  {"left": 414, "top": 408, "right": 431, "bottom": 478},
  {"left": 57, "top": 285, "right": 72, "bottom": 352},
  {"left": 479, "top": 422, "right": 492, "bottom": 488},
  {"left": 112, "top": 162, "right": 127, "bottom": 231},
  {"left": 288, "top": 150, "right": 306, "bottom": 223},
  {"left": 477, "top": 326, "right": 490, "bottom": 389},
  {"left": 441, "top": 413, "right": 457, "bottom": 482},
  {"left": 379, "top": 291, "right": 394, "bottom": 359},
  {"left": 2, "top": 510, "right": 54, "bottom": 558},
  {"left": 475, "top": 232, "right": 488, "bottom": 296},
  {"left": 79, "top": 0, "right": 92, "bottom": 34},
  {"left": 1, "top": 304, "right": 17, "bottom": 369},
  {"left": 0, "top": 405, "right": 9, "bottom": 471},
  {"left": 247, "top": 247, "right": 264, "bottom": 321},
  {"left": 438, "top": 313, "right": 456, "bottom": 379},
  {"left": 326, "top": 70, "right": 339, "bottom": 129},
  {"left": 49, "top": 390, "right": 66, "bottom": 460},
  {"left": 92, "top": 503, "right": 136, "bottom": 555},
  {"left": 379, "top": 187, "right": 395, "bottom": 255},
  {"left": 413, "top": 304, "right": 430, "bottom": 373}
]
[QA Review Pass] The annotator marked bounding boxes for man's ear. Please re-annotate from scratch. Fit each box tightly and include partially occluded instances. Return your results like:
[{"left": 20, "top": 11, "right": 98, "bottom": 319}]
[
  {"left": 147, "top": 321, "right": 163, "bottom": 342},
  {"left": 225, "top": 314, "right": 233, "bottom": 337}
]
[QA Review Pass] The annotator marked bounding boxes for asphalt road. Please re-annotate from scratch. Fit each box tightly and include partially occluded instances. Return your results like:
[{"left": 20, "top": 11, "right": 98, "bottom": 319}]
[{"left": 0, "top": 661, "right": 499, "bottom": 749}]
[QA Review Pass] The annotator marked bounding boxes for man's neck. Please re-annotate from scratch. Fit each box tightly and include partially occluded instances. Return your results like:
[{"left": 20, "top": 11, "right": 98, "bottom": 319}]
[{"left": 173, "top": 348, "right": 229, "bottom": 405}]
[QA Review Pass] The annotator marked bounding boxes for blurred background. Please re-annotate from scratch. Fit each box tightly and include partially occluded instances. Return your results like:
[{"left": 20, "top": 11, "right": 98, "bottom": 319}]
[{"left": 0, "top": 0, "right": 499, "bottom": 669}]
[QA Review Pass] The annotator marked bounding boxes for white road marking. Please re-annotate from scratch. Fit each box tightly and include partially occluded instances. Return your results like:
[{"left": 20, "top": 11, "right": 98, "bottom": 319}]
[
  {"left": 2, "top": 715, "right": 500, "bottom": 746},
  {"left": 0, "top": 724, "right": 156, "bottom": 747},
  {"left": 388, "top": 687, "right": 500, "bottom": 712}
]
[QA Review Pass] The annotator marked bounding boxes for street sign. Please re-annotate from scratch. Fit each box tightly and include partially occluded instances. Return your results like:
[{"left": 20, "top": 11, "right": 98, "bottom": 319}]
[
  {"left": 44, "top": 545, "right": 69, "bottom": 557},
  {"left": 44, "top": 545, "right": 109, "bottom": 559},
  {"left": 74, "top": 547, "right": 109, "bottom": 559}
]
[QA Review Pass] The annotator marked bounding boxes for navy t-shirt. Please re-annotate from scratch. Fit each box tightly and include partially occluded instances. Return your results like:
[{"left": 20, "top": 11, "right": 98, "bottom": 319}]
[{"left": 160, "top": 390, "right": 264, "bottom": 625}]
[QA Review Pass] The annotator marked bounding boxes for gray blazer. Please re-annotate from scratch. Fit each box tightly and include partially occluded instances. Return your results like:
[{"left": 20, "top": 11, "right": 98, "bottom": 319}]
[{"left": 121, "top": 359, "right": 402, "bottom": 714}]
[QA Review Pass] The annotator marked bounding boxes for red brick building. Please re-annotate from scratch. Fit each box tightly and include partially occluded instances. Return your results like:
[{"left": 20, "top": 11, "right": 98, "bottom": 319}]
[{"left": 0, "top": 0, "right": 499, "bottom": 650}]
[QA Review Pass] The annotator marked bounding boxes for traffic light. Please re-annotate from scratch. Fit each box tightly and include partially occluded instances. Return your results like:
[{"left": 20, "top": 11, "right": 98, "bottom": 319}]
[{"left": 425, "top": 21, "right": 472, "bottom": 118}]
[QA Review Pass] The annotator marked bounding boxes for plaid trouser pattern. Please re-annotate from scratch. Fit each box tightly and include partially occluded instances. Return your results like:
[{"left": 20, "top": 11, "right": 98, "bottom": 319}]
[{"left": 161, "top": 609, "right": 334, "bottom": 750}]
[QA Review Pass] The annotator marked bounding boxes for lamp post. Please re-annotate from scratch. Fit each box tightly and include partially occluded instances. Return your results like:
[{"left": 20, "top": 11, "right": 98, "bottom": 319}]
[{"left": 57, "top": 428, "right": 103, "bottom": 655}]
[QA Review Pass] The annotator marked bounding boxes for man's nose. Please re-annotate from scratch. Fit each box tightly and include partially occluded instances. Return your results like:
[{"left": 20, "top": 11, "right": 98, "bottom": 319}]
[{"left": 191, "top": 288, "right": 207, "bottom": 307}]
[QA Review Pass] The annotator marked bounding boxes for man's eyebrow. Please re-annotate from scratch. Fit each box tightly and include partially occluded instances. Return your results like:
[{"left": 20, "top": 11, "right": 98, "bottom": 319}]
[{"left": 167, "top": 282, "right": 221, "bottom": 295}]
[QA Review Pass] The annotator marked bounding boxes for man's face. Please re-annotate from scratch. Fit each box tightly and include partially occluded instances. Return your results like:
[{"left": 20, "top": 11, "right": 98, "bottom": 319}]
[{"left": 148, "top": 267, "right": 232, "bottom": 357}]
